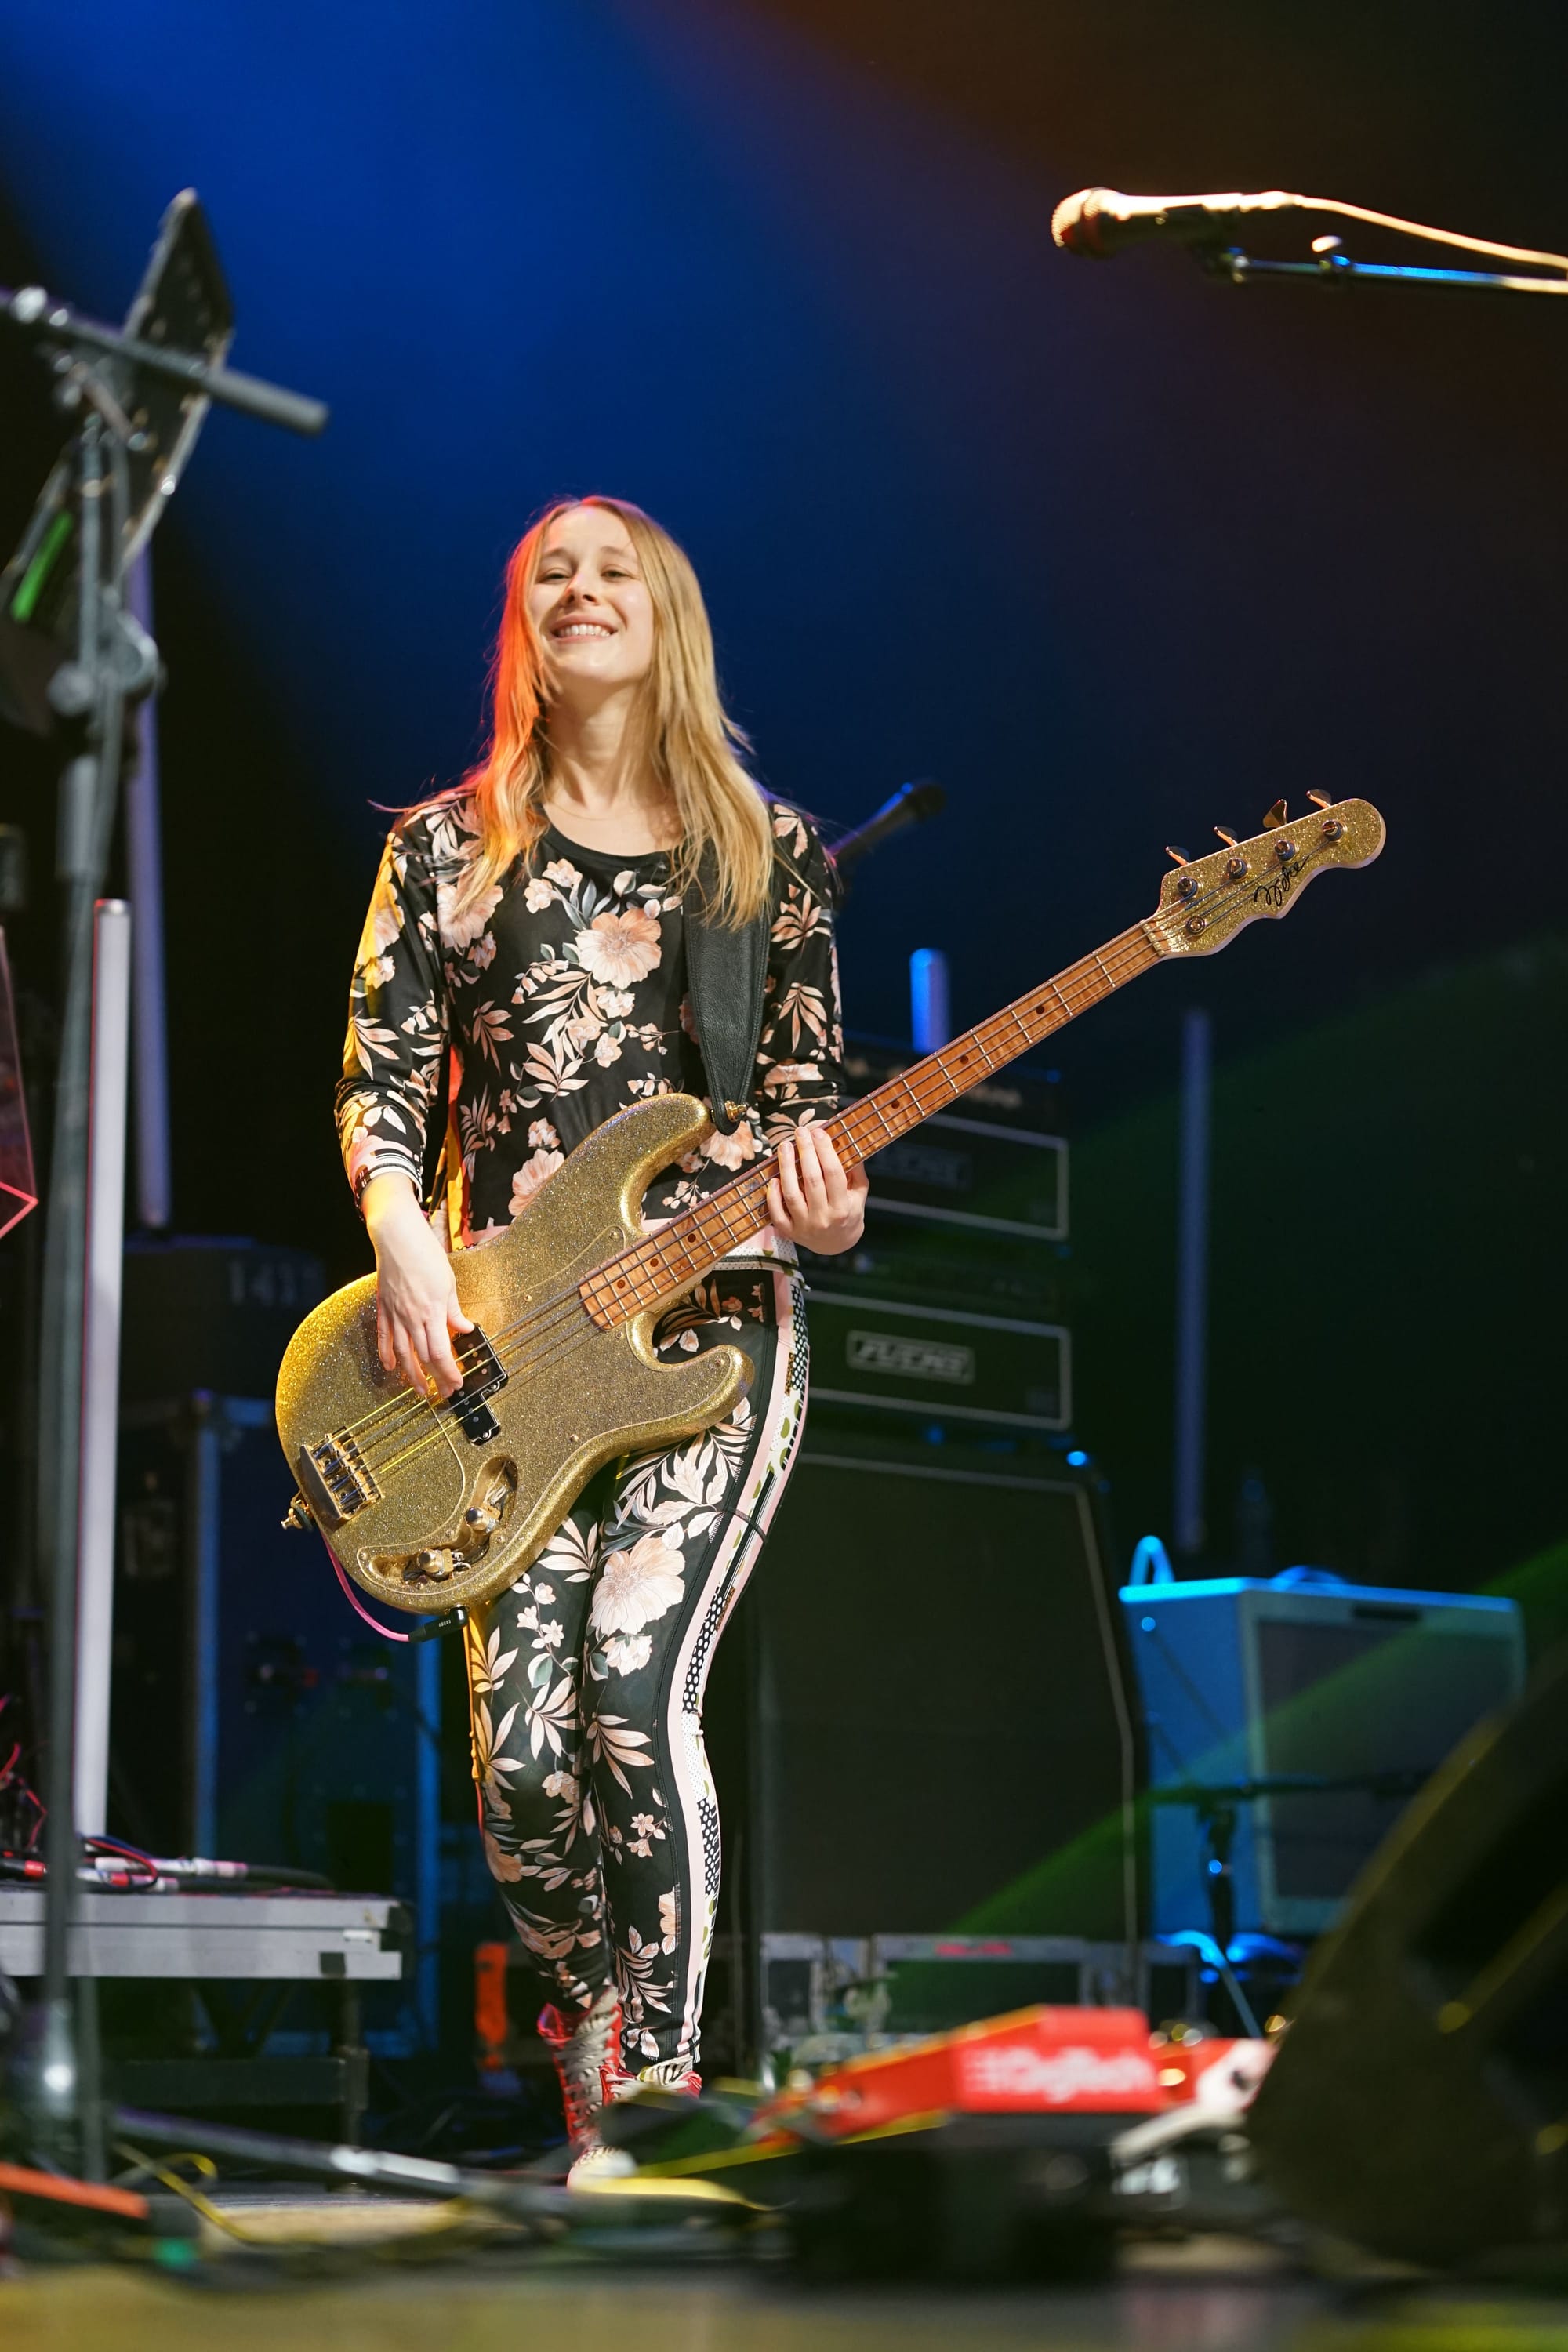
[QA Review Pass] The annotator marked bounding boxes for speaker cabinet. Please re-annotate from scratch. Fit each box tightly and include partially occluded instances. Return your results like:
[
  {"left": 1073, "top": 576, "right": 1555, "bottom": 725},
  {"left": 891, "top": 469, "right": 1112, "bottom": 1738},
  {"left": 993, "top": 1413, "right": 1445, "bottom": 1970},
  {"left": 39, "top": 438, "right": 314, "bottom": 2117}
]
[
  {"left": 113, "top": 1393, "right": 432, "bottom": 1909},
  {"left": 709, "top": 1433, "right": 1139, "bottom": 1949}
]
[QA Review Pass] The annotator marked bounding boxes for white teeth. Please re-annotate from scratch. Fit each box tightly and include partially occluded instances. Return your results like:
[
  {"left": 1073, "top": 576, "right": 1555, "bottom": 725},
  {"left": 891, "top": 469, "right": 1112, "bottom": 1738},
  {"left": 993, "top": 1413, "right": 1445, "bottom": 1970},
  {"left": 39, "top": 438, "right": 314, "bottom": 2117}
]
[{"left": 555, "top": 623, "right": 612, "bottom": 639}]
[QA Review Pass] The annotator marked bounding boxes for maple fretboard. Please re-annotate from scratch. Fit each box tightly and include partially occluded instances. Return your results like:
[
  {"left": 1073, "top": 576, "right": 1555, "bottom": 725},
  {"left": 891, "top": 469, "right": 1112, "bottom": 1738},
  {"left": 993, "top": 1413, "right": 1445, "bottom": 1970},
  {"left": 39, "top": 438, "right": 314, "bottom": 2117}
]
[{"left": 579, "top": 920, "right": 1157, "bottom": 1327}]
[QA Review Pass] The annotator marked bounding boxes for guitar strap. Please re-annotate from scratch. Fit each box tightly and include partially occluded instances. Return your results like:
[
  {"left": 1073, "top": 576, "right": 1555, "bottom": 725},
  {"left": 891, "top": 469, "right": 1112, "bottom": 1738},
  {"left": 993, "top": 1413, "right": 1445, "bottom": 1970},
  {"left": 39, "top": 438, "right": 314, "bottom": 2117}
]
[
  {"left": 419, "top": 837, "right": 774, "bottom": 1214},
  {"left": 682, "top": 841, "right": 771, "bottom": 1138}
]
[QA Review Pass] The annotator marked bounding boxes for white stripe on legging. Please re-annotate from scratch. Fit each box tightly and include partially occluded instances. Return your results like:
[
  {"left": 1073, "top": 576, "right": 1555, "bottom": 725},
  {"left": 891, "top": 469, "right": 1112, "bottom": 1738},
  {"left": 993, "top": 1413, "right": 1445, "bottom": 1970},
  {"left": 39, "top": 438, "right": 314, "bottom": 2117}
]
[{"left": 659, "top": 1265, "right": 805, "bottom": 2071}]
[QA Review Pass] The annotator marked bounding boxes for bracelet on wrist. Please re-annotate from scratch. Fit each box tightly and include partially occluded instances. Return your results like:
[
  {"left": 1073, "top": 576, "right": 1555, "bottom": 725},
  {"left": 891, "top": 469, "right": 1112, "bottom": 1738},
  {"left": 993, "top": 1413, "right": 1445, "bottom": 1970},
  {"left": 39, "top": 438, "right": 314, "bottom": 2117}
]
[{"left": 354, "top": 1163, "right": 423, "bottom": 1219}]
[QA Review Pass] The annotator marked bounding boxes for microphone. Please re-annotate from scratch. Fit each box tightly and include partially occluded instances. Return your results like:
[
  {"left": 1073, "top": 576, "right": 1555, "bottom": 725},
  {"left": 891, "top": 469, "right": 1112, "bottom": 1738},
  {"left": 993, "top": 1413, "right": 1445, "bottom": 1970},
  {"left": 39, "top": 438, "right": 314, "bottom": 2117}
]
[
  {"left": 829, "top": 779, "right": 946, "bottom": 882},
  {"left": 1051, "top": 186, "right": 1303, "bottom": 259}
]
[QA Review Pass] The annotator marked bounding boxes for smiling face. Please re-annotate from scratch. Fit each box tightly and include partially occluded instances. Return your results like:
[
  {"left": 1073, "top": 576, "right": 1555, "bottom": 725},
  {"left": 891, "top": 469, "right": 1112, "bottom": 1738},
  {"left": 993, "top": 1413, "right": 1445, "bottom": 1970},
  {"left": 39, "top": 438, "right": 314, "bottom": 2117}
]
[{"left": 527, "top": 504, "right": 656, "bottom": 707}]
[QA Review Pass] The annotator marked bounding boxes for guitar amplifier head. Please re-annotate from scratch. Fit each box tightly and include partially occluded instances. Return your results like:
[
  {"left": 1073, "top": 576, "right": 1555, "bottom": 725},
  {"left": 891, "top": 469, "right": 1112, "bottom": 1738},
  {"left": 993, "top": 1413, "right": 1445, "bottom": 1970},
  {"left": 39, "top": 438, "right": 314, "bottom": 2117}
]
[
  {"left": 799, "top": 1225, "right": 1067, "bottom": 1322},
  {"left": 838, "top": 1037, "right": 1069, "bottom": 1243},
  {"left": 804, "top": 1287, "right": 1070, "bottom": 1432}
]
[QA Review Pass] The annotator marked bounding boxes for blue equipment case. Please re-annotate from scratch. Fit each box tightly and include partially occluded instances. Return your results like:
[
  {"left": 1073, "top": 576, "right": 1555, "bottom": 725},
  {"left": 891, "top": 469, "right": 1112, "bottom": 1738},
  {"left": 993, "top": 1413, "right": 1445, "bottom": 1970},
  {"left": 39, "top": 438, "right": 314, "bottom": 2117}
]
[{"left": 1120, "top": 1565, "right": 1526, "bottom": 1937}]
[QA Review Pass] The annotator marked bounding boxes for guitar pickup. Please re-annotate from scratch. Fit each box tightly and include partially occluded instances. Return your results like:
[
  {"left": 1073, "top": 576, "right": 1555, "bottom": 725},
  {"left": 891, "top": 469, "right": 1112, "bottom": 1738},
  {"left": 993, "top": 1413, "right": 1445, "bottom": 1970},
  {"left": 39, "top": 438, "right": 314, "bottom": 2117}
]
[
  {"left": 446, "top": 1324, "right": 506, "bottom": 1446},
  {"left": 298, "top": 1428, "right": 383, "bottom": 1526}
]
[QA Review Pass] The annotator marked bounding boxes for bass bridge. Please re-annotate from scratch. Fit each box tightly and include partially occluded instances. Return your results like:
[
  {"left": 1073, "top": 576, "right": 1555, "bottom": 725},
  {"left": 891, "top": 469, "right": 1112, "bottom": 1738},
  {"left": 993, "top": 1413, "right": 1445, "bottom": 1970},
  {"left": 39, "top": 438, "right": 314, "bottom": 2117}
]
[
  {"left": 290, "top": 1425, "right": 383, "bottom": 1529},
  {"left": 282, "top": 1323, "right": 508, "bottom": 1533}
]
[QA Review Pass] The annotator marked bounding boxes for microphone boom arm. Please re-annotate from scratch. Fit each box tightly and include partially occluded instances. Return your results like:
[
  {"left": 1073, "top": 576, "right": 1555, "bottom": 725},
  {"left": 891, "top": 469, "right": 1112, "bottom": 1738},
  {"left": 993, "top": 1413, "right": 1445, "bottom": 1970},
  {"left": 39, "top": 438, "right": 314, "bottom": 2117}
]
[
  {"left": 828, "top": 778, "right": 946, "bottom": 888},
  {"left": 1205, "top": 241, "right": 1568, "bottom": 299}
]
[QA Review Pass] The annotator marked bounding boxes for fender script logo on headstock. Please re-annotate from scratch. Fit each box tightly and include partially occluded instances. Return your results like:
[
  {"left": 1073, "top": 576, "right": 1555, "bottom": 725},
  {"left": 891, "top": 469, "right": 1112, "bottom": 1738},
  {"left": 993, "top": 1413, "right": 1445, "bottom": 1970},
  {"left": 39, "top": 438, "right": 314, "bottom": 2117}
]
[{"left": 1252, "top": 858, "right": 1307, "bottom": 912}]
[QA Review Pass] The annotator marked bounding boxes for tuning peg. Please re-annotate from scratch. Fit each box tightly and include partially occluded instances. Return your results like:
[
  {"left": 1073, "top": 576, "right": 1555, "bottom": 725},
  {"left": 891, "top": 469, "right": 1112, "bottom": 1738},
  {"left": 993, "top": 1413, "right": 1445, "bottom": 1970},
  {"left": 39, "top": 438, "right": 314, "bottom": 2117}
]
[
  {"left": 1215, "top": 822, "right": 1249, "bottom": 879},
  {"left": 1261, "top": 799, "right": 1289, "bottom": 831},
  {"left": 1164, "top": 845, "right": 1200, "bottom": 899},
  {"left": 1307, "top": 789, "right": 1334, "bottom": 809}
]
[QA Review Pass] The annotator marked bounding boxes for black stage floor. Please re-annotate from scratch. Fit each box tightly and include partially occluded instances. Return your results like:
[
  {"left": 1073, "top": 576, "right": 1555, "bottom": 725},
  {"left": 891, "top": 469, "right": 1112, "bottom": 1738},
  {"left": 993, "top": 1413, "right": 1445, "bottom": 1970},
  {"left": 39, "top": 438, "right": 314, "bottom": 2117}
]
[{"left": 4, "top": 2228, "right": 1564, "bottom": 2352}]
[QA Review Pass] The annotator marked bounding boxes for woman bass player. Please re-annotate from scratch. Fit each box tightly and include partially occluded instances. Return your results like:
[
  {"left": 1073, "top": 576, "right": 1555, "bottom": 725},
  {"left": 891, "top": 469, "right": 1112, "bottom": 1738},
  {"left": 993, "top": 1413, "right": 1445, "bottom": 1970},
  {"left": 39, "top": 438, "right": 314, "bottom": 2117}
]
[{"left": 336, "top": 498, "right": 867, "bottom": 2178}]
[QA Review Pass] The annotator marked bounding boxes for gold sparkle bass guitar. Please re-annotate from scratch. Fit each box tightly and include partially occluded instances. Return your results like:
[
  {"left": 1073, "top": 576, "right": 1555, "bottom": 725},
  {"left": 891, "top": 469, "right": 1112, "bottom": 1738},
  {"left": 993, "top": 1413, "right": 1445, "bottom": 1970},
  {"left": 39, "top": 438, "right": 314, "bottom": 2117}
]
[{"left": 277, "top": 794, "right": 1385, "bottom": 1613}]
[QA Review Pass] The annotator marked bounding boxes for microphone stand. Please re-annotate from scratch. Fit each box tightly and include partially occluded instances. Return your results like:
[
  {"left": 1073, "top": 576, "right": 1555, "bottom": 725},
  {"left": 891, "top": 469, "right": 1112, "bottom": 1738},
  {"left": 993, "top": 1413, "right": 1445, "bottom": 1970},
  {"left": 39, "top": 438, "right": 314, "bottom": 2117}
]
[
  {"left": 828, "top": 779, "right": 946, "bottom": 891},
  {"left": 1200, "top": 239, "right": 1568, "bottom": 299},
  {"left": 0, "top": 282, "right": 331, "bottom": 433},
  {"left": 1, "top": 215, "right": 325, "bottom": 2170}
]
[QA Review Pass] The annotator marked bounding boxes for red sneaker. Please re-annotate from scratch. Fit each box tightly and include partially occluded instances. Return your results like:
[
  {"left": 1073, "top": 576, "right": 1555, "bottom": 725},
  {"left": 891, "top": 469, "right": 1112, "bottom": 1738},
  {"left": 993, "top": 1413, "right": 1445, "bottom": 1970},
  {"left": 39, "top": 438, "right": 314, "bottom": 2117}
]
[{"left": 536, "top": 1986, "right": 626, "bottom": 2165}]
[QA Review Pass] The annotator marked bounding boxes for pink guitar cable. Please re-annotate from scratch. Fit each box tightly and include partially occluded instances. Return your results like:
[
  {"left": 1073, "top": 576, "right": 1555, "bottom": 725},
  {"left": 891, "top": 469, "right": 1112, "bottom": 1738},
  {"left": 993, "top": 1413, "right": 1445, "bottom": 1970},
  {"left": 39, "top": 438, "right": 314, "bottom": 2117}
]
[{"left": 322, "top": 1537, "right": 463, "bottom": 1645}]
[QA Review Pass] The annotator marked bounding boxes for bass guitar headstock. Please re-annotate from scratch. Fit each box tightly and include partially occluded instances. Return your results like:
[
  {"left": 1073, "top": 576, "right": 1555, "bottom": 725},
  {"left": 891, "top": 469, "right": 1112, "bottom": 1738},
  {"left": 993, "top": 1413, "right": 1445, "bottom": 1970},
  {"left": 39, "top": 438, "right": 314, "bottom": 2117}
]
[{"left": 1150, "top": 793, "right": 1385, "bottom": 958}]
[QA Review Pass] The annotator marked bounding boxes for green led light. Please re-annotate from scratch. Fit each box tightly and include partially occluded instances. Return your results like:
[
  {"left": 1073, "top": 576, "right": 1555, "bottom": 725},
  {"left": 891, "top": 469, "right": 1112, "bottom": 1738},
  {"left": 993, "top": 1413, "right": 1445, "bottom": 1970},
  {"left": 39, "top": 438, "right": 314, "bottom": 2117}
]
[{"left": 9, "top": 509, "right": 74, "bottom": 624}]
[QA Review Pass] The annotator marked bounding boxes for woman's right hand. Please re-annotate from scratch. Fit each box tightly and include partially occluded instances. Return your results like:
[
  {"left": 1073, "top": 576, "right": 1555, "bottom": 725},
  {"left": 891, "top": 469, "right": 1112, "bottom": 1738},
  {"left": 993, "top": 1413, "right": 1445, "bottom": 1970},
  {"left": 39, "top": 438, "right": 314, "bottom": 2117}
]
[{"left": 362, "top": 1174, "right": 474, "bottom": 1397}]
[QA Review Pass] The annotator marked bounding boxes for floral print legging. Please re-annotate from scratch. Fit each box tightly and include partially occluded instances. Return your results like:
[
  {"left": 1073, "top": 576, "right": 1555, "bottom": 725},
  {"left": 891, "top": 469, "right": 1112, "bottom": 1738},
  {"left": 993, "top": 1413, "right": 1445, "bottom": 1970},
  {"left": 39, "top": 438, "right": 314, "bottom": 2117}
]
[{"left": 463, "top": 1261, "right": 807, "bottom": 2080}]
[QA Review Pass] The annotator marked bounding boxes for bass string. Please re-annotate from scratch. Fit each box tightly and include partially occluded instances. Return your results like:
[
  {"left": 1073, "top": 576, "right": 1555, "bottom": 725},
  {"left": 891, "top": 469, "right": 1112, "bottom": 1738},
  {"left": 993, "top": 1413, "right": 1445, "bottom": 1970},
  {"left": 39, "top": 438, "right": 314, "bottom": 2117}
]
[
  {"left": 597, "top": 924, "right": 1168, "bottom": 1313},
  {"left": 566, "top": 895, "right": 1248, "bottom": 1342},
  {"left": 359, "top": 1245, "right": 711, "bottom": 1475},
  {"left": 337, "top": 1149, "right": 782, "bottom": 1459},
  {"left": 340, "top": 1277, "right": 586, "bottom": 1436},
  {"left": 336, "top": 891, "right": 1233, "bottom": 1473},
  {"left": 365, "top": 1296, "right": 626, "bottom": 1490},
  {"left": 359, "top": 944, "right": 1152, "bottom": 1481},
  {"left": 343, "top": 1227, "right": 717, "bottom": 1467},
  {"left": 343, "top": 923, "right": 1173, "bottom": 1468},
  {"left": 347, "top": 1285, "right": 598, "bottom": 1465},
  {"left": 325, "top": 1301, "right": 578, "bottom": 1462},
  {"left": 365, "top": 1193, "right": 823, "bottom": 1483}
]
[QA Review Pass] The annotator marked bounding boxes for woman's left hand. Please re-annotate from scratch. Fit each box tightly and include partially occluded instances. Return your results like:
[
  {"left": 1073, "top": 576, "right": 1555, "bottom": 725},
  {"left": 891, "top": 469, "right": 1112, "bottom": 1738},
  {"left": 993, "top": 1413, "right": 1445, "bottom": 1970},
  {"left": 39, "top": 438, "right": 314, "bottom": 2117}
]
[{"left": 766, "top": 1123, "right": 869, "bottom": 1256}]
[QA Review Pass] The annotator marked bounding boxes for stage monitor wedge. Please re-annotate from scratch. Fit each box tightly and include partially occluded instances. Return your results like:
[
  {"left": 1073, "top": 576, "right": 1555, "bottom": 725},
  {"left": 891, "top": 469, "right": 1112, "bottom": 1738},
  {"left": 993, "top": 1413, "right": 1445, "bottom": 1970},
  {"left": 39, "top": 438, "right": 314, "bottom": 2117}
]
[{"left": 1247, "top": 1641, "right": 1568, "bottom": 2267}]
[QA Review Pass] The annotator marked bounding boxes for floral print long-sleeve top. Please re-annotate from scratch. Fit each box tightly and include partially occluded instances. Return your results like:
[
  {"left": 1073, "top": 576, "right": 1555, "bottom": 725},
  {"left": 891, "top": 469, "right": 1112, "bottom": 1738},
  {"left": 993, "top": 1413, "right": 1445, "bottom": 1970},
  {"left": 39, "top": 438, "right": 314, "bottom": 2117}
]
[{"left": 336, "top": 795, "right": 844, "bottom": 1243}]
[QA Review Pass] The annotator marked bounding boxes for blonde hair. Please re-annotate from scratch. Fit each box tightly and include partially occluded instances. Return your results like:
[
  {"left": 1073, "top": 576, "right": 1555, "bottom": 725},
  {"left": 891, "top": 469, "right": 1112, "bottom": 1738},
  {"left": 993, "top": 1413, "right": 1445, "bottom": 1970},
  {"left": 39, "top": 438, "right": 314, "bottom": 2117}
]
[{"left": 441, "top": 496, "right": 774, "bottom": 930}]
